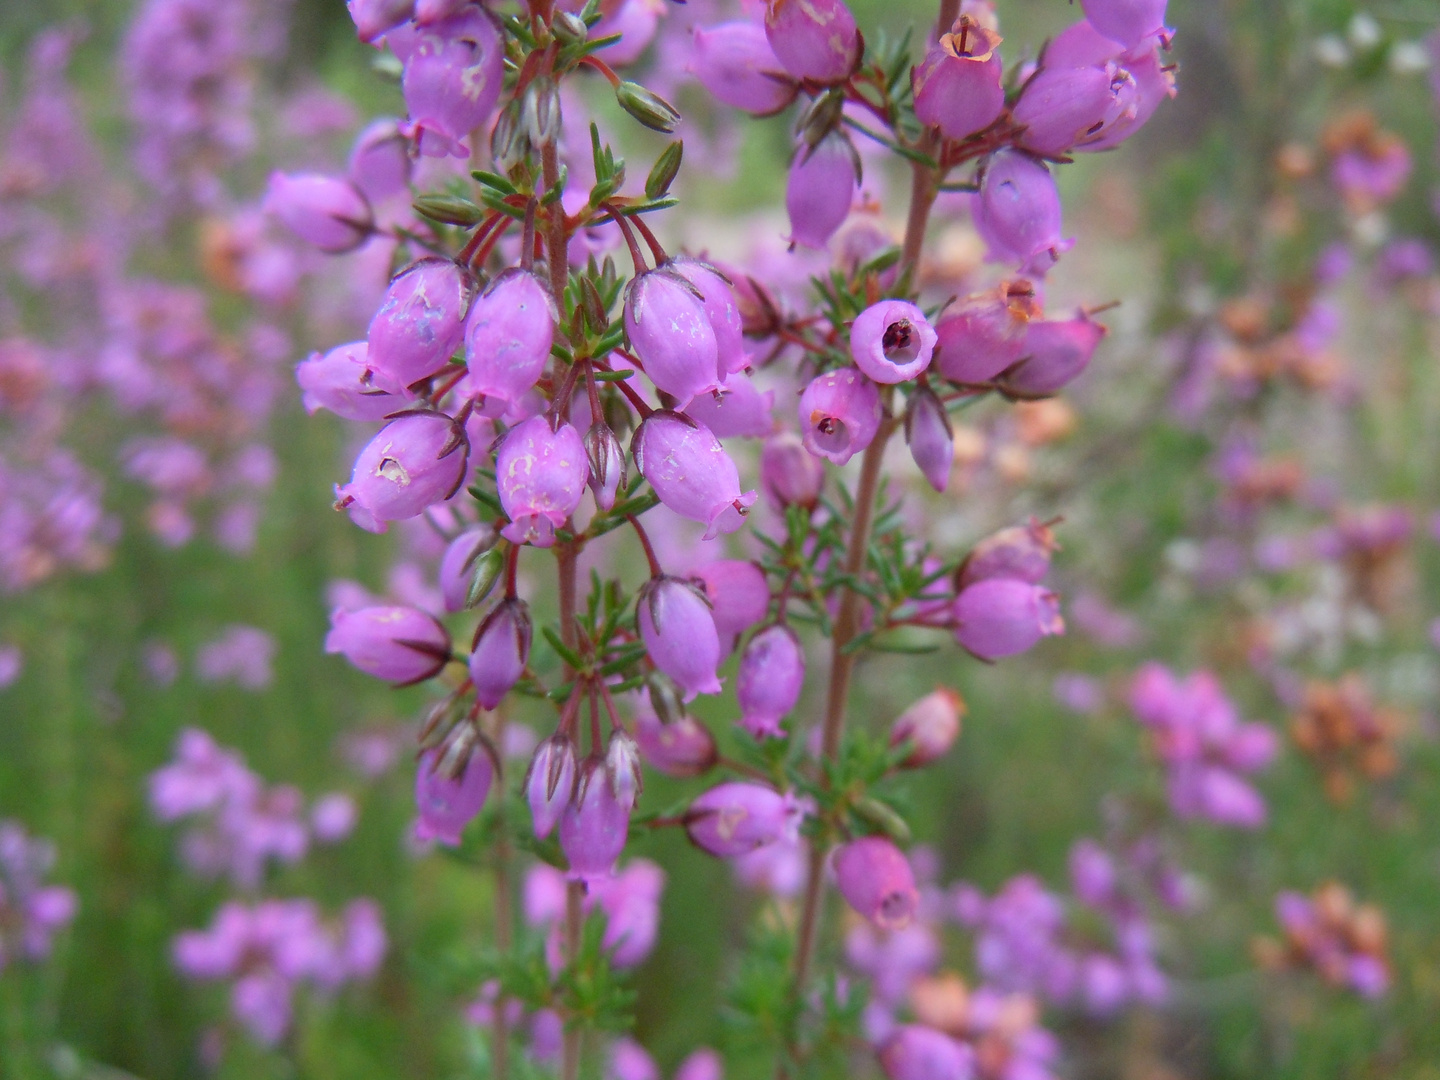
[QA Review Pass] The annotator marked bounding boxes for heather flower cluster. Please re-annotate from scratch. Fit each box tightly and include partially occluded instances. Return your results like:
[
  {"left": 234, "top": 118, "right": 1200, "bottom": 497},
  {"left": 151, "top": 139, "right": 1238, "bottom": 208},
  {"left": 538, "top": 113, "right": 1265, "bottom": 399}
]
[
  {"left": 1253, "top": 882, "right": 1391, "bottom": 999},
  {"left": 150, "top": 728, "right": 359, "bottom": 888},
  {"left": 0, "top": 821, "right": 77, "bottom": 971},
  {"left": 274, "top": 0, "right": 1190, "bottom": 1071}
]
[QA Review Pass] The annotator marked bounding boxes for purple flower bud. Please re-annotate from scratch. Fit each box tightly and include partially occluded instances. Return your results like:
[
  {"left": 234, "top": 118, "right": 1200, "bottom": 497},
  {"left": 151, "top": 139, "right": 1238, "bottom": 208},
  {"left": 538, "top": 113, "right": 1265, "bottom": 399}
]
[
  {"left": 496, "top": 415, "right": 587, "bottom": 548},
  {"left": 953, "top": 578, "right": 1064, "bottom": 660},
  {"left": 670, "top": 258, "right": 747, "bottom": 378},
  {"left": 675, "top": 1049, "right": 723, "bottom": 1080},
  {"left": 851, "top": 301, "right": 938, "bottom": 384},
  {"left": 995, "top": 315, "right": 1106, "bottom": 398},
  {"left": 904, "top": 386, "right": 953, "bottom": 492},
  {"left": 560, "top": 757, "right": 632, "bottom": 880},
  {"left": 525, "top": 735, "right": 578, "bottom": 839},
  {"left": 607, "top": 729, "right": 644, "bottom": 809},
  {"left": 974, "top": 150, "right": 1071, "bottom": 276},
  {"left": 584, "top": 423, "right": 627, "bottom": 511},
  {"left": 761, "top": 432, "right": 826, "bottom": 509},
  {"left": 764, "top": 0, "right": 860, "bottom": 83},
  {"left": 878, "top": 1026, "right": 973, "bottom": 1080},
  {"left": 366, "top": 258, "right": 474, "bottom": 395},
  {"left": 684, "top": 782, "right": 803, "bottom": 856},
  {"left": 402, "top": 10, "right": 506, "bottom": 155},
  {"left": 415, "top": 745, "right": 492, "bottom": 846},
  {"left": 635, "top": 710, "right": 718, "bottom": 777},
  {"left": 264, "top": 172, "right": 373, "bottom": 254},
  {"left": 690, "top": 560, "right": 771, "bottom": 641},
  {"left": 736, "top": 624, "right": 804, "bottom": 739},
  {"left": 335, "top": 411, "right": 468, "bottom": 532},
  {"left": 1069, "top": 838, "right": 1116, "bottom": 906},
  {"left": 683, "top": 374, "right": 775, "bottom": 439},
  {"left": 833, "top": 837, "right": 918, "bottom": 929},
  {"left": 349, "top": 118, "right": 413, "bottom": 201},
  {"left": 625, "top": 270, "right": 724, "bottom": 407},
  {"left": 349, "top": 0, "right": 415, "bottom": 43},
  {"left": 1080, "top": 0, "right": 1169, "bottom": 50},
  {"left": 959, "top": 519, "right": 1059, "bottom": 587},
  {"left": 798, "top": 368, "right": 882, "bottom": 466},
  {"left": 439, "top": 524, "right": 498, "bottom": 612},
  {"left": 889, "top": 688, "right": 963, "bottom": 767},
  {"left": 911, "top": 17, "right": 1006, "bottom": 141},
  {"left": 638, "top": 576, "right": 723, "bottom": 701},
  {"left": 325, "top": 605, "right": 452, "bottom": 684},
  {"left": 296, "top": 342, "right": 397, "bottom": 421},
  {"left": 1013, "top": 63, "right": 1137, "bottom": 156},
  {"left": 786, "top": 133, "right": 859, "bottom": 249},
  {"left": 465, "top": 270, "right": 556, "bottom": 412},
  {"left": 468, "top": 599, "right": 531, "bottom": 709},
  {"left": 631, "top": 413, "right": 757, "bottom": 540},
  {"left": 690, "top": 22, "right": 797, "bottom": 116}
]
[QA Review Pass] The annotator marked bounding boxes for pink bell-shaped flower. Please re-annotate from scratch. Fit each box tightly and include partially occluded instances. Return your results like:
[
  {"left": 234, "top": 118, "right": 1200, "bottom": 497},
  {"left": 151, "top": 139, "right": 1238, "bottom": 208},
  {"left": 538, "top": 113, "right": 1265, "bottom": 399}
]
[
  {"left": 952, "top": 578, "right": 1064, "bottom": 660},
  {"left": 401, "top": 9, "right": 506, "bottom": 156},
  {"left": 637, "top": 576, "right": 723, "bottom": 701},
  {"left": 761, "top": 432, "right": 826, "bottom": 509},
  {"left": 634, "top": 710, "right": 718, "bottom": 778},
  {"left": 295, "top": 342, "right": 397, "bottom": 421},
  {"left": 959, "top": 518, "right": 1059, "bottom": 588},
  {"left": 468, "top": 598, "right": 531, "bottom": 709},
  {"left": 348, "top": 118, "right": 412, "bottom": 202},
  {"left": 415, "top": 745, "right": 493, "bottom": 846},
  {"left": 690, "top": 560, "right": 771, "bottom": 649},
  {"left": 851, "top": 300, "right": 938, "bottom": 384},
  {"left": 764, "top": 0, "right": 860, "bottom": 83},
  {"left": 786, "top": 133, "right": 859, "bottom": 249},
  {"left": 335, "top": 411, "right": 468, "bottom": 533},
  {"left": 878, "top": 1026, "right": 973, "bottom": 1080},
  {"left": 496, "top": 415, "right": 587, "bottom": 548},
  {"left": 684, "top": 782, "right": 803, "bottom": 857},
  {"left": 631, "top": 413, "right": 757, "bottom": 540},
  {"left": 559, "top": 757, "right": 632, "bottom": 881},
  {"left": 911, "top": 16, "right": 1005, "bottom": 141},
  {"left": 889, "top": 688, "right": 964, "bottom": 767},
  {"left": 1086, "top": 40, "right": 1175, "bottom": 151},
  {"left": 670, "top": 257, "right": 747, "bottom": 379},
  {"left": 625, "top": 270, "right": 724, "bottom": 407},
  {"left": 348, "top": 0, "right": 414, "bottom": 43},
  {"left": 736, "top": 624, "right": 805, "bottom": 739},
  {"left": 690, "top": 22, "right": 797, "bottom": 116},
  {"left": 833, "top": 837, "right": 919, "bottom": 929},
  {"left": 465, "top": 270, "right": 556, "bottom": 414},
  {"left": 933, "top": 280, "right": 1039, "bottom": 385},
  {"left": 995, "top": 314, "right": 1106, "bottom": 398},
  {"left": 798, "top": 368, "right": 882, "bottom": 466},
  {"left": 366, "top": 257, "right": 474, "bottom": 395},
  {"left": 1080, "top": 0, "right": 1169, "bottom": 50},
  {"left": 1012, "top": 62, "right": 1137, "bottom": 156},
  {"left": 264, "top": 172, "right": 373, "bottom": 254},
  {"left": 903, "top": 385, "right": 953, "bottom": 492},
  {"left": 973, "top": 150, "right": 1071, "bottom": 277},
  {"left": 524, "top": 735, "right": 578, "bottom": 840},
  {"left": 325, "top": 605, "right": 451, "bottom": 684},
  {"left": 683, "top": 373, "right": 775, "bottom": 439}
]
